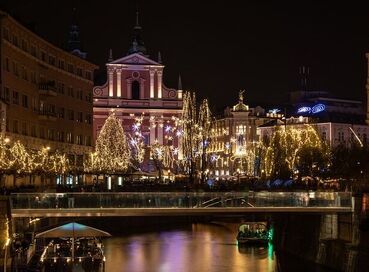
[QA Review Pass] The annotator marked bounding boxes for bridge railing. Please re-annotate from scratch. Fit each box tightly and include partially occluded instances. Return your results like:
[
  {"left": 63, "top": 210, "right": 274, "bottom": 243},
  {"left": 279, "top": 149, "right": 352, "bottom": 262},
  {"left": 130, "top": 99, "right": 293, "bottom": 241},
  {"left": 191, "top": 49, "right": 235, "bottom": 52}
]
[{"left": 10, "top": 192, "right": 352, "bottom": 210}]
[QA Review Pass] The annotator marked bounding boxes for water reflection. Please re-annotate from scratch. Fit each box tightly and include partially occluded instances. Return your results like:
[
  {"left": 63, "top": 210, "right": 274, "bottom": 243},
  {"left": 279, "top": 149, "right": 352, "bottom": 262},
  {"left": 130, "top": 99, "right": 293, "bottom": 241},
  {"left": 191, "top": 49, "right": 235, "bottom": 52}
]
[{"left": 103, "top": 223, "right": 275, "bottom": 272}]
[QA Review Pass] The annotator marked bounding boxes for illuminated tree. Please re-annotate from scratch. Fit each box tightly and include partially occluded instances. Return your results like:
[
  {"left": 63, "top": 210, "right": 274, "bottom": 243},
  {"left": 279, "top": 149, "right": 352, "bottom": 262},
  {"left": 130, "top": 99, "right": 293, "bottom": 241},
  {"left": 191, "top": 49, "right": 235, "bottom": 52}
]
[
  {"left": 198, "top": 99, "right": 212, "bottom": 181},
  {"left": 181, "top": 91, "right": 198, "bottom": 183},
  {"left": 262, "top": 125, "right": 329, "bottom": 179},
  {"left": 9, "top": 141, "right": 34, "bottom": 175},
  {"left": 128, "top": 114, "right": 145, "bottom": 170},
  {"left": 92, "top": 112, "right": 130, "bottom": 174}
]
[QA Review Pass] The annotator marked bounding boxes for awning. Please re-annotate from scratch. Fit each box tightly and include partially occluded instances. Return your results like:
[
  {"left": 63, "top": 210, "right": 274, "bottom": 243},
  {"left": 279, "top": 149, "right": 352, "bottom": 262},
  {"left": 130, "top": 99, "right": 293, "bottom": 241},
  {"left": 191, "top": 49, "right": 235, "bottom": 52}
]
[{"left": 35, "top": 222, "right": 111, "bottom": 238}]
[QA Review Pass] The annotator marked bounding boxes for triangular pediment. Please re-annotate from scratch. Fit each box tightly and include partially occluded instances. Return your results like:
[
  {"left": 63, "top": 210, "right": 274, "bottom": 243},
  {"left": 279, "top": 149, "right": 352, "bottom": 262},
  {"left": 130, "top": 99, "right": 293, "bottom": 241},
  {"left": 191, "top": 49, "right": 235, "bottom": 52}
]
[{"left": 109, "top": 53, "right": 161, "bottom": 66}]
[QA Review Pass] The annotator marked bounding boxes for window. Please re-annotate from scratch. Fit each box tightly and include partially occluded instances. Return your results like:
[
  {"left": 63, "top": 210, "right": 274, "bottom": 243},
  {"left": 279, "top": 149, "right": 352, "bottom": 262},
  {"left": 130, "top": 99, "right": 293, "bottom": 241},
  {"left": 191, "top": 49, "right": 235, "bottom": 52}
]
[
  {"left": 30, "top": 44, "right": 37, "bottom": 57},
  {"left": 67, "top": 109, "right": 74, "bottom": 120},
  {"left": 57, "top": 131, "right": 64, "bottom": 142},
  {"left": 76, "top": 67, "right": 82, "bottom": 76},
  {"left": 41, "top": 51, "right": 47, "bottom": 62},
  {"left": 58, "top": 60, "right": 65, "bottom": 70},
  {"left": 13, "top": 120, "right": 18, "bottom": 133},
  {"left": 322, "top": 131, "right": 326, "bottom": 141},
  {"left": 21, "top": 39, "right": 28, "bottom": 51},
  {"left": 57, "top": 82, "right": 64, "bottom": 94},
  {"left": 47, "top": 129, "right": 54, "bottom": 140},
  {"left": 76, "top": 88, "right": 83, "bottom": 100},
  {"left": 86, "top": 92, "right": 92, "bottom": 103},
  {"left": 39, "top": 127, "right": 45, "bottom": 139},
  {"left": 31, "top": 97, "right": 38, "bottom": 112},
  {"left": 31, "top": 125, "right": 37, "bottom": 137},
  {"left": 21, "top": 94, "right": 28, "bottom": 108},
  {"left": 12, "top": 34, "right": 19, "bottom": 47},
  {"left": 12, "top": 61, "right": 19, "bottom": 76},
  {"left": 76, "top": 135, "right": 83, "bottom": 145},
  {"left": 86, "top": 136, "right": 91, "bottom": 146},
  {"left": 67, "top": 63, "right": 74, "bottom": 73},
  {"left": 21, "top": 66, "right": 28, "bottom": 80},
  {"left": 30, "top": 71, "right": 37, "bottom": 84},
  {"left": 338, "top": 131, "right": 345, "bottom": 142},
  {"left": 21, "top": 122, "right": 27, "bottom": 135},
  {"left": 49, "top": 55, "right": 56, "bottom": 66},
  {"left": 77, "top": 112, "right": 83, "bottom": 122},
  {"left": 85, "top": 71, "right": 92, "bottom": 80},
  {"left": 3, "top": 28, "right": 9, "bottom": 40},
  {"left": 132, "top": 80, "right": 140, "bottom": 99},
  {"left": 4, "top": 57, "right": 9, "bottom": 72},
  {"left": 58, "top": 107, "right": 65, "bottom": 118},
  {"left": 66, "top": 132, "right": 73, "bottom": 143},
  {"left": 67, "top": 86, "right": 74, "bottom": 97},
  {"left": 12, "top": 91, "right": 19, "bottom": 105},
  {"left": 85, "top": 113, "right": 92, "bottom": 124},
  {"left": 3, "top": 87, "right": 10, "bottom": 102}
]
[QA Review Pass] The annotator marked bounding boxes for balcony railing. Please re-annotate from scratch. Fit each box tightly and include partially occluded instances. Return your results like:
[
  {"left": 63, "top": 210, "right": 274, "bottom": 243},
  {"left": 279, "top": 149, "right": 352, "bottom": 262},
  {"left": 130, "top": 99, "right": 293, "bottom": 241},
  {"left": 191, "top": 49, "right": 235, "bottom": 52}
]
[
  {"left": 38, "top": 83, "right": 57, "bottom": 96},
  {"left": 38, "top": 110, "right": 57, "bottom": 121}
]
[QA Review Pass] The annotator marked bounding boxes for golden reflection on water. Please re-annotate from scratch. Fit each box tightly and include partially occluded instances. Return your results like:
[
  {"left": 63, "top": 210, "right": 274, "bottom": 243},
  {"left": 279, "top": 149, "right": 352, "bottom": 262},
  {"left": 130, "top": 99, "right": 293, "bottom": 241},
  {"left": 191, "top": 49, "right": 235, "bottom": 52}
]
[{"left": 104, "top": 223, "right": 275, "bottom": 272}]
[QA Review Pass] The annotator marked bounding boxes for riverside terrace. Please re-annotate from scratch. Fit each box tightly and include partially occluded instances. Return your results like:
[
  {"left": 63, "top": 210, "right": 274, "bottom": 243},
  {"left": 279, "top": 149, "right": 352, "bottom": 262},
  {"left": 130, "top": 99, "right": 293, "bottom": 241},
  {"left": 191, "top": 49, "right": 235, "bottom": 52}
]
[{"left": 9, "top": 192, "right": 353, "bottom": 217}]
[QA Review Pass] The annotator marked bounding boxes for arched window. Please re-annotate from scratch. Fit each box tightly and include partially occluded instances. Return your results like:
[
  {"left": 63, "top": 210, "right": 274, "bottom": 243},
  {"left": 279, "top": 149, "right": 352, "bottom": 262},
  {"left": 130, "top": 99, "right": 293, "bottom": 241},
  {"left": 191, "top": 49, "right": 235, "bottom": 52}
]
[{"left": 132, "top": 80, "right": 140, "bottom": 100}]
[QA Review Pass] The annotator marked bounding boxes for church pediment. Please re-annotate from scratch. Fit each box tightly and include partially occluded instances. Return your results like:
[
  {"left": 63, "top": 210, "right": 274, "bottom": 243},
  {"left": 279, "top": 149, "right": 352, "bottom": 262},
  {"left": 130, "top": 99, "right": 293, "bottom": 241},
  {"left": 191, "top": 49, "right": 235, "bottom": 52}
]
[{"left": 109, "top": 53, "right": 162, "bottom": 66}]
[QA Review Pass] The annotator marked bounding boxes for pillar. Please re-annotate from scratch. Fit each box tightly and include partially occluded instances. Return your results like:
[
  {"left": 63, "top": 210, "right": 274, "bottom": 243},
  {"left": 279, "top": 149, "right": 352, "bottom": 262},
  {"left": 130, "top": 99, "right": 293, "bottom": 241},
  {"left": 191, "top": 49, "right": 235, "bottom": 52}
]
[
  {"left": 127, "top": 80, "right": 132, "bottom": 99},
  {"left": 157, "top": 70, "right": 162, "bottom": 99},
  {"left": 150, "top": 70, "right": 155, "bottom": 99},
  {"left": 108, "top": 68, "right": 114, "bottom": 97},
  {"left": 140, "top": 80, "right": 145, "bottom": 99},
  {"left": 116, "top": 68, "right": 121, "bottom": 97}
]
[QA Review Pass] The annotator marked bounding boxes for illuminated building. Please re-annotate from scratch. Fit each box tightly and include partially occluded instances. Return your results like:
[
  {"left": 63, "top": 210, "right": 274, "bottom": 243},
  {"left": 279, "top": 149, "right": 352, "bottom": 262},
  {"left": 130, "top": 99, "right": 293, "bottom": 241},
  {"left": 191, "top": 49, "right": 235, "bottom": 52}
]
[
  {"left": 0, "top": 10, "right": 98, "bottom": 186},
  {"left": 93, "top": 12, "right": 182, "bottom": 172},
  {"left": 208, "top": 91, "right": 267, "bottom": 177},
  {"left": 258, "top": 116, "right": 369, "bottom": 148}
]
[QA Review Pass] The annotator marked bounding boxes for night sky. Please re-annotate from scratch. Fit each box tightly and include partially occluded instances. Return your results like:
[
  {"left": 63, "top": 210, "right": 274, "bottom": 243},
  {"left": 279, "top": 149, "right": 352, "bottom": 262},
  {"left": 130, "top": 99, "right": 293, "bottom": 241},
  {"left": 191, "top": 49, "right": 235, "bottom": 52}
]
[{"left": 3, "top": 1, "right": 369, "bottom": 112}]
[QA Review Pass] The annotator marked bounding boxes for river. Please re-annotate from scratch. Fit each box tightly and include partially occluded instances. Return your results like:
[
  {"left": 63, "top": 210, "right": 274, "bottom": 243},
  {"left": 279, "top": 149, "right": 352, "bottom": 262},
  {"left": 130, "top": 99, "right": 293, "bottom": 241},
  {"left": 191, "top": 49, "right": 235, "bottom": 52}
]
[{"left": 103, "top": 223, "right": 275, "bottom": 272}]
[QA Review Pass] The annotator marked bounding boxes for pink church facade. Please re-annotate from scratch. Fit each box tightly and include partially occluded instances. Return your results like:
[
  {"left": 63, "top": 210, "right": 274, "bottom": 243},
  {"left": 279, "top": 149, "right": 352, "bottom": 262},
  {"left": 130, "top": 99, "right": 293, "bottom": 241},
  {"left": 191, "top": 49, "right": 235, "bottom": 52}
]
[{"left": 93, "top": 53, "right": 182, "bottom": 172}]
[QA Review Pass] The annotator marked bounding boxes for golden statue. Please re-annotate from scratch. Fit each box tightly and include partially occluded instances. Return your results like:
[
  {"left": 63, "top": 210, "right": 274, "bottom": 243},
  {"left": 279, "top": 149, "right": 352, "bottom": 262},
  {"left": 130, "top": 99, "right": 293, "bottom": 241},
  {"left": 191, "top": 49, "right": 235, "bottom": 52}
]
[{"left": 239, "top": 90, "right": 245, "bottom": 102}]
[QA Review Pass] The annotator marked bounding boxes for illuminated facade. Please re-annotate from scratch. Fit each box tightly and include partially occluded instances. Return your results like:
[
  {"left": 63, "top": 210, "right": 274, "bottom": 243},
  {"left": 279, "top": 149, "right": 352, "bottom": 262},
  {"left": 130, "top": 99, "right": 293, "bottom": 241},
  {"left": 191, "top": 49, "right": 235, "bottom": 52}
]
[
  {"left": 0, "top": 11, "right": 98, "bottom": 186},
  {"left": 208, "top": 91, "right": 266, "bottom": 177},
  {"left": 93, "top": 14, "right": 182, "bottom": 172},
  {"left": 258, "top": 117, "right": 369, "bottom": 148}
]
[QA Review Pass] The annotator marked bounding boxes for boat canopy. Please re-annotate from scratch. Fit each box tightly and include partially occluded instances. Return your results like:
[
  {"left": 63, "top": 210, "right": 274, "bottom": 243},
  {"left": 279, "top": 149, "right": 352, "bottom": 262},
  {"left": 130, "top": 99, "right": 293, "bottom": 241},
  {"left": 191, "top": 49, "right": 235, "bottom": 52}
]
[{"left": 35, "top": 222, "right": 111, "bottom": 238}]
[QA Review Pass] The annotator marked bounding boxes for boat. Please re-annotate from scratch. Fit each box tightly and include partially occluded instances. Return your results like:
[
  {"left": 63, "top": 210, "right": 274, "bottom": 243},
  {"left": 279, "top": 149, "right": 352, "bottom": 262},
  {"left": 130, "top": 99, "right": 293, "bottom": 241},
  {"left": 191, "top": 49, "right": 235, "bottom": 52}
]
[
  {"left": 236, "top": 222, "right": 271, "bottom": 245},
  {"left": 35, "top": 222, "right": 111, "bottom": 271}
]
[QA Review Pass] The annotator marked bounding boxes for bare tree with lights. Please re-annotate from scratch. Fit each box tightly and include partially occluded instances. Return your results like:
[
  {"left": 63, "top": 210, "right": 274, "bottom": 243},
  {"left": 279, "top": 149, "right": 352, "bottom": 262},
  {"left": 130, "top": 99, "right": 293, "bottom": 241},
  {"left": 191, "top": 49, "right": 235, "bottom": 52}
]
[
  {"left": 198, "top": 99, "right": 212, "bottom": 182},
  {"left": 181, "top": 91, "right": 198, "bottom": 183}
]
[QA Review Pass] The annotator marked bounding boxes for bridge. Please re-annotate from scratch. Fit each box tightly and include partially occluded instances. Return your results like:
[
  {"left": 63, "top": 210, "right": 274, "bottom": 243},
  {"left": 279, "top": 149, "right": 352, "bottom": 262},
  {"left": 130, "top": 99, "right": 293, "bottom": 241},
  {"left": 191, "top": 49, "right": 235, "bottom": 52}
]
[{"left": 10, "top": 192, "right": 353, "bottom": 217}]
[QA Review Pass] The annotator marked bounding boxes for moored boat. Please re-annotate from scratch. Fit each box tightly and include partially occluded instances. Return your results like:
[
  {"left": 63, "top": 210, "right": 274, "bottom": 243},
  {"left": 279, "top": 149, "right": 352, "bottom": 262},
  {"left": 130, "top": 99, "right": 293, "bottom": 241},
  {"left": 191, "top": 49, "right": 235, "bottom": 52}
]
[{"left": 237, "top": 222, "right": 271, "bottom": 245}]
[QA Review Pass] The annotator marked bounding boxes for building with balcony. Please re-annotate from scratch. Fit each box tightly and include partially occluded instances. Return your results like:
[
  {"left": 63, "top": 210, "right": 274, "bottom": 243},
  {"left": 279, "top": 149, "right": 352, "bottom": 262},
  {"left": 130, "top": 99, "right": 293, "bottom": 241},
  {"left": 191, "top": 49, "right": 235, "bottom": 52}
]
[{"left": 0, "top": 10, "right": 98, "bottom": 186}]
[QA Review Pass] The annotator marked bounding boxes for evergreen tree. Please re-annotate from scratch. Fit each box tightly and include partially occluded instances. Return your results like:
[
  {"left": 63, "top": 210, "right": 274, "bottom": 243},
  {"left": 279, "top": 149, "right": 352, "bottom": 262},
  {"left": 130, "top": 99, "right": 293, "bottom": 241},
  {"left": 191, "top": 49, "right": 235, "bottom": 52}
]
[{"left": 93, "top": 111, "right": 130, "bottom": 174}]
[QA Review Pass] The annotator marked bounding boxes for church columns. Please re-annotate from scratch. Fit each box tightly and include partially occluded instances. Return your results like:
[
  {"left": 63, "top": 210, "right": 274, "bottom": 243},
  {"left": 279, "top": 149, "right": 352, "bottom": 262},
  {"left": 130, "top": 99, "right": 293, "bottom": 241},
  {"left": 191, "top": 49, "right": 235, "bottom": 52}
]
[
  {"left": 127, "top": 79, "right": 132, "bottom": 99},
  {"left": 116, "top": 68, "right": 122, "bottom": 97},
  {"left": 108, "top": 68, "right": 114, "bottom": 97},
  {"left": 157, "top": 70, "right": 162, "bottom": 99},
  {"left": 150, "top": 70, "right": 155, "bottom": 99},
  {"left": 140, "top": 79, "right": 145, "bottom": 99}
]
